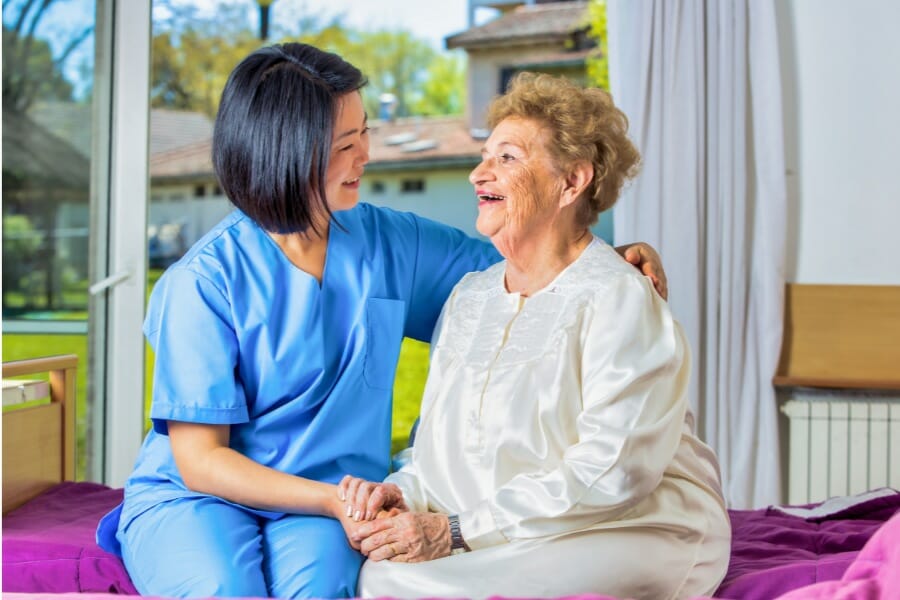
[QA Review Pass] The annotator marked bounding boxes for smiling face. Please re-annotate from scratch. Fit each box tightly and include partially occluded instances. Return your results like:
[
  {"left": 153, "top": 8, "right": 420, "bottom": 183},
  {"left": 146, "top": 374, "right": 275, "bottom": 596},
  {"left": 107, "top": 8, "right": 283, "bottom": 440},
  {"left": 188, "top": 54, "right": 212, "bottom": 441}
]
[
  {"left": 469, "top": 117, "right": 565, "bottom": 252},
  {"left": 324, "top": 91, "right": 370, "bottom": 213}
]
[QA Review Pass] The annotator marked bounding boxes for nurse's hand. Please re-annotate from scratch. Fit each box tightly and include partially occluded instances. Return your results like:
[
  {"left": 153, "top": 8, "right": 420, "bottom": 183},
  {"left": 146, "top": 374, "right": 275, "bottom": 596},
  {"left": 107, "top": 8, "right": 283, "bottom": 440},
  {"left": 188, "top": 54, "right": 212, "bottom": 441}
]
[
  {"left": 338, "top": 475, "right": 408, "bottom": 521},
  {"left": 615, "top": 242, "right": 668, "bottom": 300},
  {"left": 353, "top": 512, "right": 451, "bottom": 563}
]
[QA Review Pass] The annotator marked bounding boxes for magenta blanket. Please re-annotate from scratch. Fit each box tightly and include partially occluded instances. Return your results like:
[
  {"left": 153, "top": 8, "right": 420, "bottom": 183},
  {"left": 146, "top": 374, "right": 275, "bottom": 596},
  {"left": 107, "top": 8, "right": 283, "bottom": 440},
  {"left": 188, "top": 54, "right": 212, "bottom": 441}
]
[
  {"left": 3, "top": 482, "right": 898, "bottom": 598},
  {"left": 714, "top": 491, "right": 900, "bottom": 599},
  {"left": 2, "top": 482, "right": 137, "bottom": 594}
]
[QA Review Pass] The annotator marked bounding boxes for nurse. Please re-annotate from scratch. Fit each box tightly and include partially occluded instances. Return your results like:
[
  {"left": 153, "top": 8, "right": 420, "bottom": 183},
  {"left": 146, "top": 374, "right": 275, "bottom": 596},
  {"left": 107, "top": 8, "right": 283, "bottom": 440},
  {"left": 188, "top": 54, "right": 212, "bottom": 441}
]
[{"left": 96, "top": 43, "right": 666, "bottom": 599}]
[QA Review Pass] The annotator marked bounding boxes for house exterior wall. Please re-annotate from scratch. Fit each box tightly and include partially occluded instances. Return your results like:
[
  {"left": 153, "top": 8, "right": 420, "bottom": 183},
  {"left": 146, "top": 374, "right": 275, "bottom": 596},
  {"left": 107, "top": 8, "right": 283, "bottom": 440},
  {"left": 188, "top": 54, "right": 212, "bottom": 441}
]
[
  {"left": 777, "top": 0, "right": 900, "bottom": 284},
  {"left": 149, "top": 158, "right": 613, "bottom": 257},
  {"left": 149, "top": 183, "right": 232, "bottom": 249},
  {"left": 364, "top": 169, "right": 484, "bottom": 238},
  {"left": 466, "top": 43, "right": 582, "bottom": 130}
]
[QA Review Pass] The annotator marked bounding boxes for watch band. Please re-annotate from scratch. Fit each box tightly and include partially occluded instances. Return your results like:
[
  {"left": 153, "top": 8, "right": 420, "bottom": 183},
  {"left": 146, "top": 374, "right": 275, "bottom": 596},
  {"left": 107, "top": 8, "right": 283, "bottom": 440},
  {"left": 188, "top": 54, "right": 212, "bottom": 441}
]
[{"left": 448, "top": 514, "right": 469, "bottom": 554}]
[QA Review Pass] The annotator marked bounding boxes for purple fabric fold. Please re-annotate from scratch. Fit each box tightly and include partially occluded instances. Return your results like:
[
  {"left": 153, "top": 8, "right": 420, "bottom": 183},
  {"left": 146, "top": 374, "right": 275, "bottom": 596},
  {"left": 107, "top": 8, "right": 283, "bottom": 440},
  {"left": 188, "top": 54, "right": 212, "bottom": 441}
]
[
  {"left": 715, "top": 492, "right": 900, "bottom": 600},
  {"left": 2, "top": 482, "right": 137, "bottom": 594}
]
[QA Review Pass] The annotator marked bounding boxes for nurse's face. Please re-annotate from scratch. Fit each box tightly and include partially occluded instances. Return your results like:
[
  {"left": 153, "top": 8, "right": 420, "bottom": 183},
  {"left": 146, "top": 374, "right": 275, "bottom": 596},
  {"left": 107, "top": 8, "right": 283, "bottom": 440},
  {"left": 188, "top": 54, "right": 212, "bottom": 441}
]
[{"left": 325, "top": 92, "right": 370, "bottom": 213}]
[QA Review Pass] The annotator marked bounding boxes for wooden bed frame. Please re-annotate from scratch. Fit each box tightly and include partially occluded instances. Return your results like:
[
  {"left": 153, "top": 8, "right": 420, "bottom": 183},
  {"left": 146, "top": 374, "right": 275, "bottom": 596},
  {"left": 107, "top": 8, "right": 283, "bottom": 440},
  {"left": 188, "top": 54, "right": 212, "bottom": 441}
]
[{"left": 2, "top": 354, "right": 77, "bottom": 514}]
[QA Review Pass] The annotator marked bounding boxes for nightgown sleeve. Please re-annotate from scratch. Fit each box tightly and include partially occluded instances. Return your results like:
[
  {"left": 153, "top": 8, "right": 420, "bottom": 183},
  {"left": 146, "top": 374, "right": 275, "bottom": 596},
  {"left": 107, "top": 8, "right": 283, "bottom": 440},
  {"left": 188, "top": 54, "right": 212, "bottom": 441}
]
[{"left": 459, "top": 273, "right": 690, "bottom": 549}]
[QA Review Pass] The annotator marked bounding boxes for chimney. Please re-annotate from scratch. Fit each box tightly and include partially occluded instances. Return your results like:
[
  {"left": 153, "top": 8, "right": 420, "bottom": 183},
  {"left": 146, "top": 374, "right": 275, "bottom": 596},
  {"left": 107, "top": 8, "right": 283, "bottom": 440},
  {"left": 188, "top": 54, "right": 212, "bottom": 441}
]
[{"left": 379, "top": 93, "right": 398, "bottom": 122}]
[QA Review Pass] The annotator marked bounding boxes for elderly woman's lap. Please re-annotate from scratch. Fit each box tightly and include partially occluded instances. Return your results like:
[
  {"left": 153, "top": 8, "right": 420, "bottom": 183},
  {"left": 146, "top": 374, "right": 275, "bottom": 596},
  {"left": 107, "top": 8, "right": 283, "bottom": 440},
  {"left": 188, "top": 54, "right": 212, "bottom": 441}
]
[{"left": 358, "top": 525, "right": 728, "bottom": 600}]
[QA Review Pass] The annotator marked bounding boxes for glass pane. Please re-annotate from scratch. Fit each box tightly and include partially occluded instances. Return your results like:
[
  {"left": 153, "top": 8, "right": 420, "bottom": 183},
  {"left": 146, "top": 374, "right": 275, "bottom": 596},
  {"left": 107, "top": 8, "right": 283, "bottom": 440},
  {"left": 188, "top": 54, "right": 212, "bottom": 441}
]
[{"left": 2, "top": 0, "right": 98, "bottom": 478}]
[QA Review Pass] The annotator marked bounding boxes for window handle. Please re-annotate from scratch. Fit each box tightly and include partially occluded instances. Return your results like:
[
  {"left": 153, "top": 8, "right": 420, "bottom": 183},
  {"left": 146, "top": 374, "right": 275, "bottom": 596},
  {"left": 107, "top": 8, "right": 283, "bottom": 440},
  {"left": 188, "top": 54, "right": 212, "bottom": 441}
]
[{"left": 89, "top": 270, "right": 132, "bottom": 296}]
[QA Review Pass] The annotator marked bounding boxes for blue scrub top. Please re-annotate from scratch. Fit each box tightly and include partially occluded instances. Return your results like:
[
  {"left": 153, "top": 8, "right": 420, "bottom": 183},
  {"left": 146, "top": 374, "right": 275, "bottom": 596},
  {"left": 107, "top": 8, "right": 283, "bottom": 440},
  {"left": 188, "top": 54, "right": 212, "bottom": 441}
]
[{"left": 109, "top": 204, "right": 499, "bottom": 538}]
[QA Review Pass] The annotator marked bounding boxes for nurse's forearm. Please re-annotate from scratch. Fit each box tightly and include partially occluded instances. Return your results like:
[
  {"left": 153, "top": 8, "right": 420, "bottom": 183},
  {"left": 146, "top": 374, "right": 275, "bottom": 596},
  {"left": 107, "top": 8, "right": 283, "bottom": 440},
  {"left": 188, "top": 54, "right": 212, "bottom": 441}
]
[{"left": 168, "top": 420, "right": 343, "bottom": 519}]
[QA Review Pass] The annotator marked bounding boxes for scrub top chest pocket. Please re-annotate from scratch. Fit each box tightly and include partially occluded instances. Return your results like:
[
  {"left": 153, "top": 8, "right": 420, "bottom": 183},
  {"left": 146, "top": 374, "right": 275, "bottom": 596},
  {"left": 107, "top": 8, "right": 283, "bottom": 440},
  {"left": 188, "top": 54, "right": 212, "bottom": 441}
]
[{"left": 363, "top": 298, "right": 406, "bottom": 390}]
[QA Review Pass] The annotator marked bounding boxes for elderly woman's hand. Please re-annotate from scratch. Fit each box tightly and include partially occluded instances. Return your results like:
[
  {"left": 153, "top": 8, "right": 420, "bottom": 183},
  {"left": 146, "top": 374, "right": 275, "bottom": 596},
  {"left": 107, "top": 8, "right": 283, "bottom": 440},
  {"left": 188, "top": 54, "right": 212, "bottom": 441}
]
[
  {"left": 338, "top": 475, "right": 408, "bottom": 521},
  {"left": 615, "top": 242, "right": 668, "bottom": 300},
  {"left": 352, "top": 512, "right": 451, "bottom": 563}
]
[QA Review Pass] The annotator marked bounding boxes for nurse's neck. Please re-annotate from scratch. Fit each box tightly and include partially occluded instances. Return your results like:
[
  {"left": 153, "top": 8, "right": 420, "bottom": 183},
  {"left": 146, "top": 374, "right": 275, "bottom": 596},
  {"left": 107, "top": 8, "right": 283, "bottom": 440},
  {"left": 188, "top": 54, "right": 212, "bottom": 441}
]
[{"left": 268, "top": 222, "right": 330, "bottom": 283}]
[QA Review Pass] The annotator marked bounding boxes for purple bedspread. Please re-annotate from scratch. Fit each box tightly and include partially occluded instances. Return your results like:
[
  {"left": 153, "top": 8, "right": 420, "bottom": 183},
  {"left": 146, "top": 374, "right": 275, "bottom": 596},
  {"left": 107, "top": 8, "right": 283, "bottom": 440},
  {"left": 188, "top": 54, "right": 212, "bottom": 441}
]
[
  {"left": 2, "top": 482, "right": 137, "bottom": 594},
  {"left": 3, "top": 482, "right": 898, "bottom": 598},
  {"left": 715, "top": 491, "right": 900, "bottom": 600}
]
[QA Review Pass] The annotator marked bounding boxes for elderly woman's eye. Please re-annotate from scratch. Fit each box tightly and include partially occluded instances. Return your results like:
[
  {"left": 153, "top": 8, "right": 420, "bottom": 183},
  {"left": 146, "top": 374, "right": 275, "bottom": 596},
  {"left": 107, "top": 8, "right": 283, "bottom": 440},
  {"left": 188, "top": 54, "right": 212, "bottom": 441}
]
[{"left": 500, "top": 153, "right": 516, "bottom": 162}]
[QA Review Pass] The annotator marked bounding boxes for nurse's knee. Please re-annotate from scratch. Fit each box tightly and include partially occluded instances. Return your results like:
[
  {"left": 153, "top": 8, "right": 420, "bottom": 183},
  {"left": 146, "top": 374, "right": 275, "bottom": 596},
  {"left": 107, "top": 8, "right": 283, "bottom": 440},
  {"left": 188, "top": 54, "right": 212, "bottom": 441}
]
[
  {"left": 127, "top": 554, "right": 267, "bottom": 598},
  {"left": 300, "top": 555, "right": 361, "bottom": 599},
  {"left": 268, "top": 518, "right": 362, "bottom": 599}
]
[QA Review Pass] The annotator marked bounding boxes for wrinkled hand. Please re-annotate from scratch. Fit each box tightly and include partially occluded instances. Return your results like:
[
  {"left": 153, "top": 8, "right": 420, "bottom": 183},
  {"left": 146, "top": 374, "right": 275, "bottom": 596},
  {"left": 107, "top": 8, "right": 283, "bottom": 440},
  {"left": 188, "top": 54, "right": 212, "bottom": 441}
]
[
  {"left": 338, "top": 475, "right": 408, "bottom": 522},
  {"left": 616, "top": 242, "right": 668, "bottom": 300},
  {"left": 352, "top": 512, "right": 451, "bottom": 563}
]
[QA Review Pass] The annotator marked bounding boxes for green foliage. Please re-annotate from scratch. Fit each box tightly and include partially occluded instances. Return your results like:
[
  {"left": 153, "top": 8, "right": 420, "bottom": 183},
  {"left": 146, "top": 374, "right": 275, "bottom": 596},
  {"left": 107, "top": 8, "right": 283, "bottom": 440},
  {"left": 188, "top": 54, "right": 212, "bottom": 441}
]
[
  {"left": 391, "top": 338, "right": 429, "bottom": 454},
  {"left": 586, "top": 0, "right": 610, "bottom": 91},
  {"left": 1, "top": 0, "right": 91, "bottom": 113},
  {"left": 2, "top": 214, "right": 45, "bottom": 308},
  {"left": 151, "top": 2, "right": 263, "bottom": 116},
  {"left": 411, "top": 52, "right": 467, "bottom": 117},
  {"left": 343, "top": 30, "right": 436, "bottom": 118},
  {"left": 150, "top": 2, "right": 460, "bottom": 118}
]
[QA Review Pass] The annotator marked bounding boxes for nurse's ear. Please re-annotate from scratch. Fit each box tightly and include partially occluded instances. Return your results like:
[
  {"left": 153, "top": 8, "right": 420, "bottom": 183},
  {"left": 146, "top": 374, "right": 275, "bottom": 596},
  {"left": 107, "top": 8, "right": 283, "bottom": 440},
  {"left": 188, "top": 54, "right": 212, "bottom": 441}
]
[{"left": 559, "top": 160, "right": 593, "bottom": 209}]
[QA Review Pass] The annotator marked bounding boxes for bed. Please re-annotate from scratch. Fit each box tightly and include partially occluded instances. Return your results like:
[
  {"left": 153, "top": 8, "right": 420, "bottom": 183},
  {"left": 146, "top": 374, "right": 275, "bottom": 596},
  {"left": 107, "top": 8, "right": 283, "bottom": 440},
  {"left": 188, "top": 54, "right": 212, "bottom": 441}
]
[{"left": 3, "top": 354, "right": 899, "bottom": 600}]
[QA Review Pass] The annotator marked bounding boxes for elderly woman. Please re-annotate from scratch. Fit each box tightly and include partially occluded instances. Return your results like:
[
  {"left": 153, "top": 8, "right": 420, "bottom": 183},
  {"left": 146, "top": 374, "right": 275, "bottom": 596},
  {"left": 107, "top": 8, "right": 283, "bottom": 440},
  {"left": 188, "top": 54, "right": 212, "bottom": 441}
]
[{"left": 341, "top": 73, "right": 731, "bottom": 600}]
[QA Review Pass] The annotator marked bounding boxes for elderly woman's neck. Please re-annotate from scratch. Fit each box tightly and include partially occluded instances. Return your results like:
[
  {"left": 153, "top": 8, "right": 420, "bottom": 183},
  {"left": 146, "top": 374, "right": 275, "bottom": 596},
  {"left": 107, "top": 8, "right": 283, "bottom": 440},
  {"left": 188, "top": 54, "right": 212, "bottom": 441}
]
[{"left": 502, "top": 228, "right": 592, "bottom": 297}]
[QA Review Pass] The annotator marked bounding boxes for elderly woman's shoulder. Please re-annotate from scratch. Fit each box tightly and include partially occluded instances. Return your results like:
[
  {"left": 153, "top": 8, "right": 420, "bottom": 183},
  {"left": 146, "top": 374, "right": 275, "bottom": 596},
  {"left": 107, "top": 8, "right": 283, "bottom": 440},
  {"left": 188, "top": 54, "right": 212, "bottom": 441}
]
[{"left": 571, "top": 240, "right": 661, "bottom": 299}]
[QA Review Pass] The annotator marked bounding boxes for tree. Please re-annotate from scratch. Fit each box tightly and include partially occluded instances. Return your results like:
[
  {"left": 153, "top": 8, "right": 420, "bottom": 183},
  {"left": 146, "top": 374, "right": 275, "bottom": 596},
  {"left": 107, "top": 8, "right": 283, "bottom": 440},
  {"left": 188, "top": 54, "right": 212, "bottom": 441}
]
[
  {"left": 151, "top": 0, "right": 359, "bottom": 117},
  {"left": 411, "top": 52, "right": 466, "bottom": 117},
  {"left": 1, "top": 214, "right": 45, "bottom": 309},
  {"left": 350, "top": 30, "right": 436, "bottom": 118},
  {"left": 586, "top": 0, "right": 609, "bottom": 90},
  {"left": 149, "top": 1, "right": 462, "bottom": 119},
  {"left": 2, "top": 0, "right": 90, "bottom": 112},
  {"left": 151, "top": 1, "right": 262, "bottom": 117}
]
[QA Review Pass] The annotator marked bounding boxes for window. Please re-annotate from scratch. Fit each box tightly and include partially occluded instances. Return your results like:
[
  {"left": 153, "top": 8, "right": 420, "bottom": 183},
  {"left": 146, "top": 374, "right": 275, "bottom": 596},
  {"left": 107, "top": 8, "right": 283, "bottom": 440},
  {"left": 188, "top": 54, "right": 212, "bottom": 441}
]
[
  {"left": 401, "top": 179, "right": 426, "bottom": 193},
  {"left": 1, "top": 0, "right": 151, "bottom": 485},
  {"left": 194, "top": 184, "right": 207, "bottom": 197},
  {"left": 371, "top": 180, "right": 386, "bottom": 194}
]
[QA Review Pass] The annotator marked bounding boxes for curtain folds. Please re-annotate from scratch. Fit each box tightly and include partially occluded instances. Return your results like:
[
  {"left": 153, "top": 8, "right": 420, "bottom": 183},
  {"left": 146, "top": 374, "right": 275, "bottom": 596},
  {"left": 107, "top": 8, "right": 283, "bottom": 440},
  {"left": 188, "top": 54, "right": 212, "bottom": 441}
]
[{"left": 608, "top": 0, "right": 787, "bottom": 509}]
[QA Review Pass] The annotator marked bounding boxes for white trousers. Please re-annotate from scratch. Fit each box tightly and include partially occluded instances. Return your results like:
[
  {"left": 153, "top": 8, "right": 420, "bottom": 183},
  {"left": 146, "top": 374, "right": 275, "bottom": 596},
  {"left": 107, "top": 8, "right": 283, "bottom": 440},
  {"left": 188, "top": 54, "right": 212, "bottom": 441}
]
[{"left": 358, "top": 515, "right": 730, "bottom": 600}]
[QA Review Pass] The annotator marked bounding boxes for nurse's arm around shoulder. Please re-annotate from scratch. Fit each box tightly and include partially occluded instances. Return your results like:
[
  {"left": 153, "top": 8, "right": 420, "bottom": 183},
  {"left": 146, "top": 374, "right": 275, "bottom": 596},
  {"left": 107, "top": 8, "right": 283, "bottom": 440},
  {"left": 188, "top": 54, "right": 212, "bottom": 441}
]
[{"left": 167, "top": 420, "right": 361, "bottom": 546}]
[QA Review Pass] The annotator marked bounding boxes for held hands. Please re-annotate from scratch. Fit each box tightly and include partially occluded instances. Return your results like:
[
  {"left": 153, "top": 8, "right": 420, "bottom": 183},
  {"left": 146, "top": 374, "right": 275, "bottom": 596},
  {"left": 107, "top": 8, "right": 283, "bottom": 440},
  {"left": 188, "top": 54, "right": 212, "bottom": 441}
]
[
  {"left": 337, "top": 476, "right": 408, "bottom": 522},
  {"left": 616, "top": 242, "right": 668, "bottom": 300},
  {"left": 350, "top": 512, "right": 452, "bottom": 563}
]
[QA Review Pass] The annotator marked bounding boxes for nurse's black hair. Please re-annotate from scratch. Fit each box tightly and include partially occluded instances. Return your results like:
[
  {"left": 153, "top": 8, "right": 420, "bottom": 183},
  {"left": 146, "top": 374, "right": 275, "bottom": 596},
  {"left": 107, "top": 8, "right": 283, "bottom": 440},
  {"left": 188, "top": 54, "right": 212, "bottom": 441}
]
[{"left": 212, "top": 43, "right": 367, "bottom": 235}]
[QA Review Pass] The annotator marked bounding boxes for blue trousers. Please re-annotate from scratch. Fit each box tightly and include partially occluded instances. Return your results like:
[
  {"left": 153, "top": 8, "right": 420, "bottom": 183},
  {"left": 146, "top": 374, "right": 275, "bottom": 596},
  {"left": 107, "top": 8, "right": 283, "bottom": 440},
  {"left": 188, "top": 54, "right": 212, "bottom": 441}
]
[{"left": 118, "top": 497, "right": 362, "bottom": 598}]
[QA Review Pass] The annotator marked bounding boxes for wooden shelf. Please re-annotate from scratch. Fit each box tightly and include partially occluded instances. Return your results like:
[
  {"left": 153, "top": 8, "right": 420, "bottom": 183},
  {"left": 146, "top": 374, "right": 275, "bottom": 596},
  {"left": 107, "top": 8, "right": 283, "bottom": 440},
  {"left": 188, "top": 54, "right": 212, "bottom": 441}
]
[{"left": 775, "top": 284, "right": 900, "bottom": 391}]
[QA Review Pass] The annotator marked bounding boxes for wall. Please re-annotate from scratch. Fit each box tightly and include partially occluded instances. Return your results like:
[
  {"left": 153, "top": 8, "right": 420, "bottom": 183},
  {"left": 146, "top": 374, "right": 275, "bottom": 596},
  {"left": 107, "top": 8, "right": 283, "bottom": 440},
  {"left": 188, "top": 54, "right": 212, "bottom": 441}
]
[
  {"left": 365, "top": 168, "right": 615, "bottom": 243},
  {"left": 365, "top": 169, "right": 484, "bottom": 237},
  {"left": 466, "top": 43, "right": 574, "bottom": 130},
  {"left": 777, "top": 0, "right": 900, "bottom": 284}
]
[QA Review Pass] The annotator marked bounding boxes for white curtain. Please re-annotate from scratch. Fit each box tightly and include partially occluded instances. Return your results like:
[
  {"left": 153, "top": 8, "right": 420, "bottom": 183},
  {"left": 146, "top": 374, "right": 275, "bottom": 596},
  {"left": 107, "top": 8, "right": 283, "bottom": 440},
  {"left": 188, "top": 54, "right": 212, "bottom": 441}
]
[{"left": 607, "top": 0, "right": 787, "bottom": 509}]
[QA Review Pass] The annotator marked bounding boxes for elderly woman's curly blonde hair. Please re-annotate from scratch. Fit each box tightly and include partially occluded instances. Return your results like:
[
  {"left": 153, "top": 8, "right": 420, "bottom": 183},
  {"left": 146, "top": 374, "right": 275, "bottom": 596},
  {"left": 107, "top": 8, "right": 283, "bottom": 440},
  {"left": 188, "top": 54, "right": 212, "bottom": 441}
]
[{"left": 486, "top": 72, "right": 640, "bottom": 227}]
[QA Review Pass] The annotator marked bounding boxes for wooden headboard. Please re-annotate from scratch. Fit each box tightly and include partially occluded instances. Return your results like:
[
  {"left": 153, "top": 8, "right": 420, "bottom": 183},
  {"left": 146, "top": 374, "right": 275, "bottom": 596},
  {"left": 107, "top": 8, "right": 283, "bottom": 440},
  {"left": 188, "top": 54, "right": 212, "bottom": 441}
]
[
  {"left": 775, "top": 284, "right": 900, "bottom": 390},
  {"left": 2, "top": 354, "right": 77, "bottom": 513}
]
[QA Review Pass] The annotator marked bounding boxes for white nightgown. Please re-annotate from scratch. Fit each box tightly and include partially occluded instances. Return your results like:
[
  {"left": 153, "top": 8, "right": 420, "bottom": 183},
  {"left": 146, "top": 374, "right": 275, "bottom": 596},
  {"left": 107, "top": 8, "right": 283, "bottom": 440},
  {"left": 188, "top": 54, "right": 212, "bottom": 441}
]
[{"left": 358, "top": 238, "right": 731, "bottom": 600}]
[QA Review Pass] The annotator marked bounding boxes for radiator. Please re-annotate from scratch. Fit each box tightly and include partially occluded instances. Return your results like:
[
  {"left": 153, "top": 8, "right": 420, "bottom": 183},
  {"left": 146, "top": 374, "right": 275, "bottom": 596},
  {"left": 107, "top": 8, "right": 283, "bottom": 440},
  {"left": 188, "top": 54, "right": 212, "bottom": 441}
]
[{"left": 781, "top": 389, "right": 900, "bottom": 505}]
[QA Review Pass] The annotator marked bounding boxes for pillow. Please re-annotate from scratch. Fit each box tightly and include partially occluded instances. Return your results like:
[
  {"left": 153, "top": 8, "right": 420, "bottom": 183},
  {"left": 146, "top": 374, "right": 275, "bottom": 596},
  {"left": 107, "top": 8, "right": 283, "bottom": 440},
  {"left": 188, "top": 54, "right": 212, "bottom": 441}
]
[{"left": 2, "top": 481, "right": 137, "bottom": 594}]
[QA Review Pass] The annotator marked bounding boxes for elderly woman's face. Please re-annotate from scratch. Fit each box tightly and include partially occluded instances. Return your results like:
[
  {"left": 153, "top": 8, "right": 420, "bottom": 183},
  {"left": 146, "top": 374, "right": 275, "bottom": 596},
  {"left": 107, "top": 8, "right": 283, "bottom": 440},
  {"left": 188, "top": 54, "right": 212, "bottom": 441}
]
[{"left": 469, "top": 117, "right": 564, "bottom": 247}]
